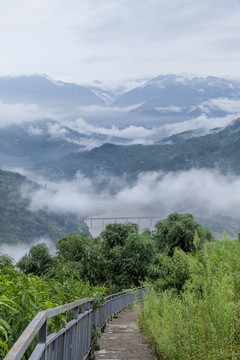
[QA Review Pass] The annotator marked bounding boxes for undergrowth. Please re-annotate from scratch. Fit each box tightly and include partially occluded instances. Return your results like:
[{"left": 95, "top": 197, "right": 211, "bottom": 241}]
[
  {"left": 0, "top": 267, "right": 106, "bottom": 358},
  {"left": 140, "top": 240, "right": 240, "bottom": 360}
]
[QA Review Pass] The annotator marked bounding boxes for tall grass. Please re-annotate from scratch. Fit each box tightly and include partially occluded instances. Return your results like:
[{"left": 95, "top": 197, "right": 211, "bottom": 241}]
[
  {"left": 140, "top": 240, "right": 240, "bottom": 360},
  {"left": 0, "top": 267, "right": 106, "bottom": 358}
]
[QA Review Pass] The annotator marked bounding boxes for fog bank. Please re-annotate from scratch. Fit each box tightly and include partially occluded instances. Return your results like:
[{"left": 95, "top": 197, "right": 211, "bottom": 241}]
[{"left": 21, "top": 168, "right": 240, "bottom": 224}]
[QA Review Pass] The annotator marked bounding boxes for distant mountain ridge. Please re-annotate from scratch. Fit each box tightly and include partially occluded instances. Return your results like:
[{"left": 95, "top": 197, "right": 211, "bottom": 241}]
[
  {"left": 0, "top": 119, "right": 133, "bottom": 172},
  {"left": 54, "top": 118, "right": 240, "bottom": 179},
  {"left": 1, "top": 73, "right": 240, "bottom": 176},
  {"left": 1, "top": 74, "right": 240, "bottom": 112},
  {"left": 0, "top": 120, "right": 85, "bottom": 169},
  {"left": 0, "top": 74, "right": 106, "bottom": 107},
  {"left": 0, "top": 73, "right": 240, "bottom": 241},
  {"left": 112, "top": 74, "right": 240, "bottom": 108}
]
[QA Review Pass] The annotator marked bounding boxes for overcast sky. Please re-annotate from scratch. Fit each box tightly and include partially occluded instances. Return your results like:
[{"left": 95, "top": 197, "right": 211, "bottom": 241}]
[{"left": 1, "top": 0, "right": 240, "bottom": 83}]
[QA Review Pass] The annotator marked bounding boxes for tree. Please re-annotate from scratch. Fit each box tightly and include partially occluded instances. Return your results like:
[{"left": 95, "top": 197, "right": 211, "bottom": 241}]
[
  {"left": 100, "top": 223, "right": 138, "bottom": 250},
  {"left": 17, "top": 243, "right": 52, "bottom": 276},
  {"left": 154, "top": 213, "right": 213, "bottom": 255},
  {"left": 0, "top": 253, "right": 14, "bottom": 269},
  {"left": 99, "top": 223, "right": 139, "bottom": 290},
  {"left": 120, "top": 232, "right": 156, "bottom": 287},
  {"left": 56, "top": 232, "right": 104, "bottom": 284},
  {"left": 56, "top": 232, "right": 90, "bottom": 262}
]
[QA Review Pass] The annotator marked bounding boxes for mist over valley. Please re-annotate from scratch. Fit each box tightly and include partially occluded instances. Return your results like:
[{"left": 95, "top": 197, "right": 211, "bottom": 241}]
[{"left": 1, "top": 74, "right": 240, "bottom": 259}]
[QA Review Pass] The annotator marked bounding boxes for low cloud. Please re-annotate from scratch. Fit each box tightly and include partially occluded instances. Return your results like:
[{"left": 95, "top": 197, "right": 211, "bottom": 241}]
[
  {"left": 155, "top": 105, "right": 182, "bottom": 113},
  {"left": 115, "top": 169, "right": 240, "bottom": 220},
  {"left": 159, "top": 113, "right": 239, "bottom": 137},
  {"left": 0, "top": 102, "right": 57, "bottom": 128},
  {"left": 27, "top": 126, "right": 43, "bottom": 135},
  {"left": 47, "top": 122, "right": 68, "bottom": 137},
  {"left": 199, "top": 98, "right": 240, "bottom": 114},
  {"left": 62, "top": 118, "right": 154, "bottom": 139},
  {"left": 22, "top": 169, "right": 240, "bottom": 226},
  {"left": 1, "top": 167, "right": 238, "bottom": 258},
  {"left": 21, "top": 172, "right": 108, "bottom": 216},
  {"left": 77, "top": 103, "right": 143, "bottom": 113}
]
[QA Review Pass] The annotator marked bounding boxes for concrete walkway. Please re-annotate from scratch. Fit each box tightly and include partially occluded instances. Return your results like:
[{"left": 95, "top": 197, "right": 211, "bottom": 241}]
[{"left": 93, "top": 307, "right": 153, "bottom": 360}]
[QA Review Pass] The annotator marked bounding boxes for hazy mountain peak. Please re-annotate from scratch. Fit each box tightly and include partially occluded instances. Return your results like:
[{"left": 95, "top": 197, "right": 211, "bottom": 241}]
[{"left": 0, "top": 74, "right": 106, "bottom": 107}]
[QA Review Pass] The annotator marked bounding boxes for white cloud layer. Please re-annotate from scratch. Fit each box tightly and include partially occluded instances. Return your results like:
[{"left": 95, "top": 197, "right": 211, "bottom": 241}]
[
  {"left": 2, "top": 168, "right": 240, "bottom": 260},
  {"left": 159, "top": 113, "right": 239, "bottom": 136},
  {"left": 22, "top": 169, "right": 240, "bottom": 224},
  {"left": 200, "top": 98, "right": 240, "bottom": 114},
  {"left": 62, "top": 118, "right": 154, "bottom": 139},
  {"left": 0, "top": 102, "right": 55, "bottom": 127},
  {"left": 27, "top": 126, "right": 43, "bottom": 136},
  {"left": 77, "top": 104, "right": 143, "bottom": 113},
  {"left": 0, "top": 169, "right": 240, "bottom": 261}
]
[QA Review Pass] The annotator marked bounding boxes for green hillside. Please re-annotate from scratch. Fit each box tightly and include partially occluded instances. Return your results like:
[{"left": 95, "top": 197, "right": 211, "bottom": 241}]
[
  {"left": 0, "top": 169, "right": 87, "bottom": 244},
  {"left": 55, "top": 118, "right": 240, "bottom": 179}
]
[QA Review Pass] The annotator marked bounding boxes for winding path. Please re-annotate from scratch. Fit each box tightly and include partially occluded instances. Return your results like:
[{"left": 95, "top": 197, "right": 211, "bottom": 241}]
[{"left": 93, "top": 307, "right": 153, "bottom": 360}]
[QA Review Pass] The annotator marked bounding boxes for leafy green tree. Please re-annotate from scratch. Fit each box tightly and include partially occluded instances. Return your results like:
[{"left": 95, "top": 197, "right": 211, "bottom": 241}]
[
  {"left": 17, "top": 243, "right": 52, "bottom": 276},
  {"left": 154, "top": 213, "right": 213, "bottom": 255},
  {"left": 56, "top": 232, "right": 90, "bottom": 261},
  {"left": 99, "top": 225, "right": 155, "bottom": 289},
  {"left": 98, "top": 223, "right": 139, "bottom": 290},
  {"left": 100, "top": 223, "right": 138, "bottom": 250},
  {"left": 120, "top": 232, "right": 156, "bottom": 287},
  {"left": 0, "top": 253, "right": 14, "bottom": 269},
  {"left": 56, "top": 232, "right": 104, "bottom": 284}
]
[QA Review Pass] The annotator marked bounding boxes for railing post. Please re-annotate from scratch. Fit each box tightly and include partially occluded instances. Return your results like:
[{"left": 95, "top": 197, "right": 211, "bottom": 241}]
[
  {"left": 87, "top": 301, "right": 93, "bottom": 351},
  {"left": 73, "top": 306, "right": 79, "bottom": 360},
  {"left": 39, "top": 320, "right": 47, "bottom": 360},
  {"left": 81, "top": 303, "right": 86, "bottom": 358},
  {"left": 73, "top": 306, "right": 79, "bottom": 320}
]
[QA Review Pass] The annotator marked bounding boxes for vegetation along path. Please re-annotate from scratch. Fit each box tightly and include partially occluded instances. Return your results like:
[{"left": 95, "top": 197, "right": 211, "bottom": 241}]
[{"left": 93, "top": 307, "right": 153, "bottom": 360}]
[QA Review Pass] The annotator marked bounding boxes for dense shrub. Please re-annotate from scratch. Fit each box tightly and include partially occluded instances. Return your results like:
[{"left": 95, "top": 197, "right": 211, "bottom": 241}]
[{"left": 148, "top": 249, "right": 189, "bottom": 293}]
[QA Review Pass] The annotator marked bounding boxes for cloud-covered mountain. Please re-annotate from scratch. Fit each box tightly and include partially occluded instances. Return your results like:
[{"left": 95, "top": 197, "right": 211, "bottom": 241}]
[
  {"left": 1, "top": 74, "right": 240, "bottom": 117},
  {"left": 1, "top": 73, "right": 240, "bottom": 174},
  {"left": 0, "top": 118, "right": 135, "bottom": 172},
  {"left": 0, "top": 74, "right": 106, "bottom": 108},
  {"left": 0, "top": 168, "right": 87, "bottom": 245},
  {"left": 112, "top": 74, "right": 240, "bottom": 110},
  {"left": 1, "top": 73, "right": 240, "bottom": 239},
  {"left": 0, "top": 120, "right": 85, "bottom": 170},
  {"left": 53, "top": 118, "right": 240, "bottom": 179}
]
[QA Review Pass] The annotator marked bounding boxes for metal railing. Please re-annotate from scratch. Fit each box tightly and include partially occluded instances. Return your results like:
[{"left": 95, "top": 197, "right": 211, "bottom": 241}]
[{"left": 4, "top": 286, "right": 146, "bottom": 360}]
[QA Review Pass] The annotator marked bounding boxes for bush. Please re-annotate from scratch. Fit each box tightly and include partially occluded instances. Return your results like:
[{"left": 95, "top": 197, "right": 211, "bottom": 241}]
[{"left": 148, "top": 249, "right": 189, "bottom": 293}]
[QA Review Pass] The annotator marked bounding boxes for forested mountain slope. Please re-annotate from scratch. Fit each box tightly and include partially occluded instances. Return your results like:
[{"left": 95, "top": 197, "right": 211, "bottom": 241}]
[
  {"left": 54, "top": 118, "right": 240, "bottom": 179},
  {"left": 0, "top": 169, "right": 86, "bottom": 244}
]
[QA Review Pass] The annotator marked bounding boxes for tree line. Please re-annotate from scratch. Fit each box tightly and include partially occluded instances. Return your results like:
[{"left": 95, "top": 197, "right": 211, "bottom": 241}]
[{"left": 8, "top": 213, "right": 214, "bottom": 292}]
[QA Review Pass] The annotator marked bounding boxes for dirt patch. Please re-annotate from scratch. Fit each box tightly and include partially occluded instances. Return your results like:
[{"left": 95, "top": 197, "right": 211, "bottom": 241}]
[{"left": 93, "top": 307, "right": 153, "bottom": 360}]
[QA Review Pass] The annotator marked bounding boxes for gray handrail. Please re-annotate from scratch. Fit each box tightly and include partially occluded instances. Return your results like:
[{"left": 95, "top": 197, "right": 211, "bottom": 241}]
[{"left": 4, "top": 286, "right": 146, "bottom": 360}]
